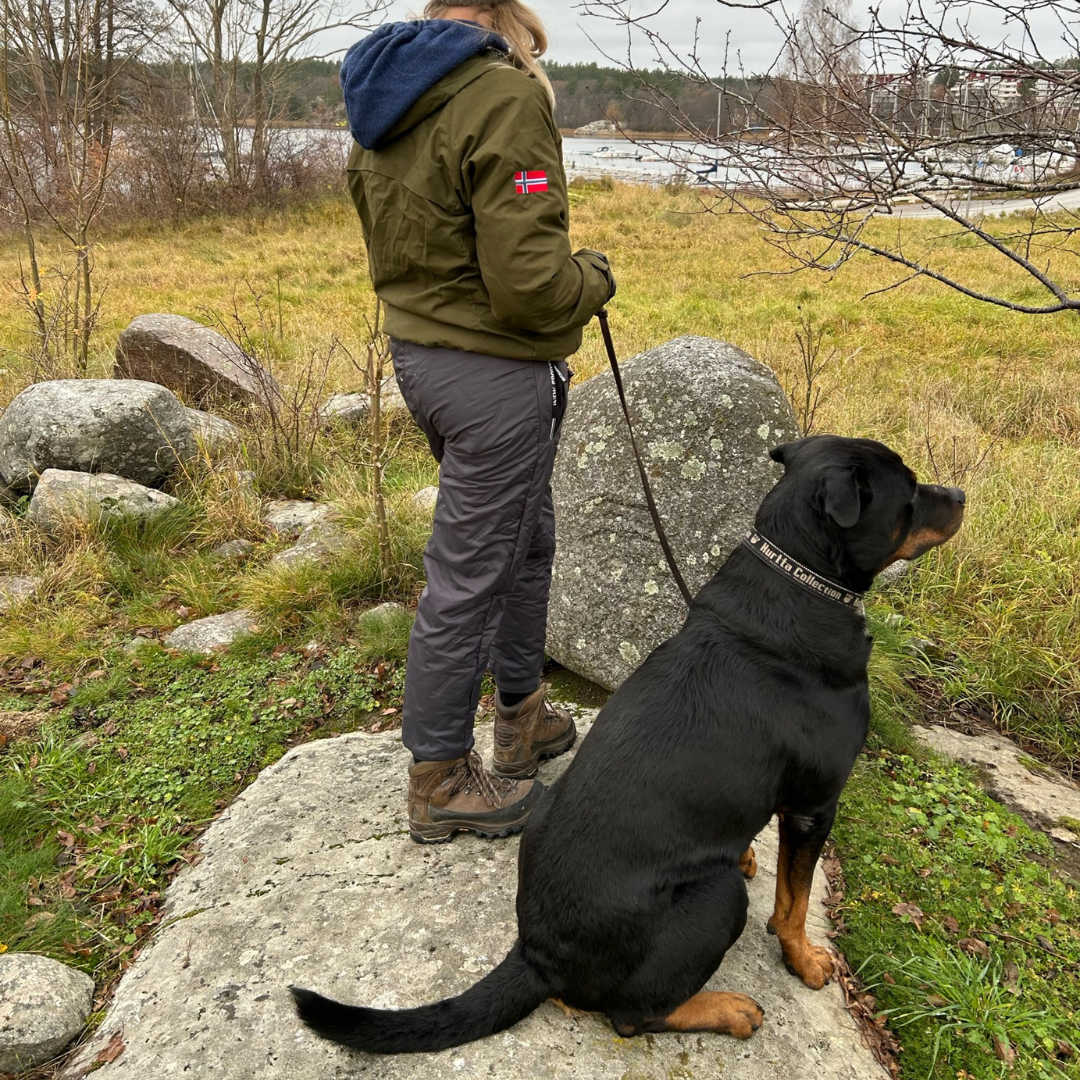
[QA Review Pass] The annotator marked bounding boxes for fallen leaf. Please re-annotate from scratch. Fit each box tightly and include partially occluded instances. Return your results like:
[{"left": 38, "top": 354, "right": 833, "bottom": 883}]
[
  {"left": 942, "top": 915, "right": 960, "bottom": 934},
  {"left": 1047, "top": 909, "right": 1061, "bottom": 926},
  {"left": 94, "top": 1030, "right": 125, "bottom": 1066},
  {"left": 1036, "top": 935, "right": 1056, "bottom": 954},
  {"left": 381, "top": 707, "right": 398, "bottom": 716},
  {"left": 891, "top": 903, "right": 925, "bottom": 929},
  {"left": 880, "top": 854, "right": 900, "bottom": 866},
  {"left": 116, "top": 746, "right": 129, "bottom": 761},
  {"left": 993, "top": 1036, "right": 1017, "bottom": 1069},
  {"left": 1003, "top": 961, "right": 1020, "bottom": 995},
  {"left": 101, "top": 720, "right": 118, "bottom": 737},
  {"left": 959, "top": 937, "right": 991, "bottom": 959}
]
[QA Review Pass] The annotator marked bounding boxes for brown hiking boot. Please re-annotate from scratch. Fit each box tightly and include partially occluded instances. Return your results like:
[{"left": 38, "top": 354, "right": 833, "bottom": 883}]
[
  {"left": 491, "top": 684, "right": 577, "bottom": 780},
  {"left": 407, "top": 750, "right": 545, "bottom": 844}
]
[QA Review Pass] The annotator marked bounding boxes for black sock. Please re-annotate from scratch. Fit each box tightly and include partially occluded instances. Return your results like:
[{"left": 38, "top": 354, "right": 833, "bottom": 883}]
[{"left": 498, "top": 689, "right": 530, "bottom": 709}]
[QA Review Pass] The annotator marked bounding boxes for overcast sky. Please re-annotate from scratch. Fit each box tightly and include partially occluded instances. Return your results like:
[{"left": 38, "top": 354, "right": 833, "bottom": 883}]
[{"left": 326, "top": 1, "right": 1080, "bottom": 76}]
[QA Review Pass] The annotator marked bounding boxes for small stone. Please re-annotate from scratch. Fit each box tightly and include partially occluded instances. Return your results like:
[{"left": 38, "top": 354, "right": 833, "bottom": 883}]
[
  {"left": 321, "top": 379, "right": 407, "bottom": 424},
  {"left": 164, "top": 609, "right": 257, "bottom": 654},
  {"left": 0, "top": 575, "right": 42, "bottom": 615},
  {"left": 211, "top": 539, "right": 255, "bottom": 559},
  {"left": 0, "top": 952, "right": 94, "bottom": 1072},
  {"left": 877, "top": 560, "right": 912, "bottom": 587},
  {"left": 1050, "top": 827, "right": 1079, "bottom": 845},
  {"left": 123, "top": 636, "right": 159, "bottom": 655},
  {"left": 902, "top": 637, "right": 935, "bottom": 658},
  {"left": 27, "top": 470, "right": 179, "bottom": 531},
  {"left": 185, "top": 408, "right": 242, "bottom": 451},
  {"left": 271, "top": 521, "right": 350, "bottom": 568},
  {"left": 261, "top": 500, "right": 330, "bottom": 540},
  {"left": 411, "top": 486, "right": 439, "bottom": 513},
  {"left": 365, "top": 601, "right": 409, "bottom": 619}
]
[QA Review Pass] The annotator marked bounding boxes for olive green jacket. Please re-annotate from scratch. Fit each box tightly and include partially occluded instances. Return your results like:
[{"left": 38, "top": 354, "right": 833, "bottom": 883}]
[{"left": 346, "top": 53, "right": 613, "bottom": 361}]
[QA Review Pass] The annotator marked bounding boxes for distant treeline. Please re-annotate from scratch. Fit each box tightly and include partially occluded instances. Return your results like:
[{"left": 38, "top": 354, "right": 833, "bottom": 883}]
[
  {"left": 244, "top": 57, "right": 756, "bottom": 134},
  {"left": 541, "top": 62, "right": 752, "bottom": 133}
]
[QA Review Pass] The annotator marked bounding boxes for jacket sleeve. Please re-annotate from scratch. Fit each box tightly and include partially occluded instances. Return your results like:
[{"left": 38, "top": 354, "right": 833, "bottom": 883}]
[{"left": 460, "top": 68, "right": 614, "bottom": 335}]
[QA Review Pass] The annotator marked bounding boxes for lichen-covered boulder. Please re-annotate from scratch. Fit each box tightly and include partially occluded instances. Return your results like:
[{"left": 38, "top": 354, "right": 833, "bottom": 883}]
[
  {"left": 27, "top": 470, "right": 180, "bottom": 530},
  {"left": 0, "top": 575, "right": 42, "bottom": 614},
  {"left": 547, "top": 336, "right": 799, "bottom": 690},
  {"left": 0, "top": 379, "right": 196, "bottom": 492},
  {"left": 164, "top": 609, "right": 258, "bottom": 654},
  {"left": 115, "top": 314, "right": 279, "bottom": 406},
  {"left": 261, "top": 500, "right": 330, "bottom": 540},
  {"left": 0, "top": 952, "right": 94, "bottom": 1072},
  {"left": 185, "top": 408, "right": 242, "bottom": 451}
]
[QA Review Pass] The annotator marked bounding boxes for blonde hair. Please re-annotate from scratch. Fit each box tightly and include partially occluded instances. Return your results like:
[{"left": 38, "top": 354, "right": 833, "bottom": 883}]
[{"left": 423, "top": 1, "right": 555, "bottom": 106}]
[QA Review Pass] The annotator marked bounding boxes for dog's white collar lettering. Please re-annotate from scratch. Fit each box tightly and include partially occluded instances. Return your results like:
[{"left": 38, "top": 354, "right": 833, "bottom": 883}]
[{"left": 742, "top": 531, "right": 866, "bottom": 616}]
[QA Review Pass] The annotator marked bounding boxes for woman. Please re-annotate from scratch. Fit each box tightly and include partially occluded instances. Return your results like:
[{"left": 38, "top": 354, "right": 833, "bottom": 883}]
[{"left": 340, "top": 0, "right": 616, "bottom": 844}]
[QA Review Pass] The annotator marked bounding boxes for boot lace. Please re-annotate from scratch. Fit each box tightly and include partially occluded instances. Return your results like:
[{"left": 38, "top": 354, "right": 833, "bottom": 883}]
[{"left": 449, "top": 750, "right": 518, "bottom": 807}]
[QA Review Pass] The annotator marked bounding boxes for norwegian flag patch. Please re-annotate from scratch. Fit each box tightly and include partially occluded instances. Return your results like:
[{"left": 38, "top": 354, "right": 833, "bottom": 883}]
[{"left": 515, "top": 170, "right": 548, "bottom": 194}]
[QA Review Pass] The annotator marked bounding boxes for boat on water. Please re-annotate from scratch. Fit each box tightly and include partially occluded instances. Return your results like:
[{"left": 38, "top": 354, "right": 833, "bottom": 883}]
[{"left": 590, "top": 145, "right": 644, "bottom": 160}]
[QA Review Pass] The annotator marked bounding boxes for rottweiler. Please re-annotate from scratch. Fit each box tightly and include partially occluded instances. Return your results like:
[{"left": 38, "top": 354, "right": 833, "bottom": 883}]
[{"left": 291, "top": 434, "right": 965, "bottom": 1051}]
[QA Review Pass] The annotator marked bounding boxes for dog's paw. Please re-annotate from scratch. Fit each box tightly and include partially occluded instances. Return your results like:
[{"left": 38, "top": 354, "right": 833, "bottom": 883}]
[
  {"left": 717, "top": 993, "right": 765, "bottom": 1039},
  {"left": 782, "top": 942, "right": 835, "bottom": 989},
  {"left": 738, "top": 846, "right": 757, "bottom": 880}
]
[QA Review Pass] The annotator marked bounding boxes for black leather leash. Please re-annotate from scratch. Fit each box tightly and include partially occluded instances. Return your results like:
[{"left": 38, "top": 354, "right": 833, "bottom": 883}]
[{"left": 596, "top": 309, "right": 694, "bottom": 607}]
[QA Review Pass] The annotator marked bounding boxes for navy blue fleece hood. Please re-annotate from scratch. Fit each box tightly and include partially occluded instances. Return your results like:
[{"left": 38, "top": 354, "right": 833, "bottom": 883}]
[{"left": 340, "top": 20, "right": 508, "bottom": 150}]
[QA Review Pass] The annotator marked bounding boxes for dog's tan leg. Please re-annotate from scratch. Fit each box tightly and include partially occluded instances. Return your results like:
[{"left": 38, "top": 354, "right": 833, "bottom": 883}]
[
  {"left": 767, "top": 812, "right": 835, "bottom": 990},
  {"left": 636, "top": 992, "right": 764, "bottom": 1038},
  {"left": 738, "top": 846, "right": 757, "bottom": 879}
]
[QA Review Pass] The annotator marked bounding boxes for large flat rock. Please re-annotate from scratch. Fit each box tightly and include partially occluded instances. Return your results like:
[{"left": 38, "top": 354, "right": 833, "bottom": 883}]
[{"left": 65, "top": 716, "right": 883, "bottom": 1080}]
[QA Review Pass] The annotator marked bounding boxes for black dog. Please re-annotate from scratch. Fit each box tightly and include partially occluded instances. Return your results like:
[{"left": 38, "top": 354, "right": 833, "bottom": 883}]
[{"left": 292, "top": 435, "right": 965, "bottom": 1051}]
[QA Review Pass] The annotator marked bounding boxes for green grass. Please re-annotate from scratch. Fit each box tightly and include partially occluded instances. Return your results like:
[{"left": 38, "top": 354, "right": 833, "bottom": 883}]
[
  {"left": 0, "top": 631, "right": 410, "bottom": 976},
  {"left": 831, "top": 618, "right": 1080, "bottom": 1079}
]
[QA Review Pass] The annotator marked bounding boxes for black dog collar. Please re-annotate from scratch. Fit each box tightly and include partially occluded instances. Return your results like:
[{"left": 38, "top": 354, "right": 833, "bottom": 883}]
[{"left": 742, "top": 531, "right": 865, "bottom": 616}]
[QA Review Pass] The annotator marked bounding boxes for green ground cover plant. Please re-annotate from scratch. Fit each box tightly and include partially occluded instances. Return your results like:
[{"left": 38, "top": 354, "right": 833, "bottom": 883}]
[{"left": 0, "top": 636, "right": 408, "bottom": 981}]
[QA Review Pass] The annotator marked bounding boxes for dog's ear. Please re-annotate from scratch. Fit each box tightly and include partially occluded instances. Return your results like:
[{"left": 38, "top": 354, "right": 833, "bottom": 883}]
[
  {"left": 770, "top": 442, "right": 797, "bottom": 465},
  {"left": 823, "top": 466, "right": 861, "bottom": 528}
]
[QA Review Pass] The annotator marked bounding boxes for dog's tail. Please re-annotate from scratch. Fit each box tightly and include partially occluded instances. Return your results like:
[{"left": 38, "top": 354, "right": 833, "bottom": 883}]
[{"left": 290, "top": 941, "right": 551, "bottom": 1054}]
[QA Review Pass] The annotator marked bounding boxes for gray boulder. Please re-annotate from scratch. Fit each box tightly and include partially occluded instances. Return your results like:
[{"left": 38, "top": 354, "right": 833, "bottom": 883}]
[
  {"left": 0, "top": 575, "right": 42, "bottom": 614},
  {"left": 262, "top": 500, "right": 330, "bottom": 540},
  {"left": 0, "top": 379, "right": 197, "bottom": 492},
  {"left": 164, "top": 609, "right": 258, "bottom": 654},
  {"left": 27, "top": 470, "right": 180, "bottom": 530},
  {"left": 115, "top": 314, "right": 278, "bottom": 407},
  {"left": 411, "top": 485, "right": 439, "bottom": 513},
  {"left": 61, "top": 720, "right": 883, "bottom": 1080},
  {"left": 271, "top": 520, "right": 350, "bottom": 568},
  {"left": 185, "top": 408, "right": 242, "bottom": 452},
  {"left": 211, "top": 539, "right": 255, "bottom": 559},
  {"left": 547, "top": 336, "right": 799, "bottom": 690},
  {"left": 321, "top": 379, "right": 408, "bottom": 424},
  {"left": 0, "top": 952, "right": 94, "bottom": 1072}
]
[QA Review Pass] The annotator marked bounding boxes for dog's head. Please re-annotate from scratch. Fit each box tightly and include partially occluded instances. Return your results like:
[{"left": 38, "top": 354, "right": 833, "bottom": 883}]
[{"left": 762, "top": 435, "right": 965, "bottom": 591}]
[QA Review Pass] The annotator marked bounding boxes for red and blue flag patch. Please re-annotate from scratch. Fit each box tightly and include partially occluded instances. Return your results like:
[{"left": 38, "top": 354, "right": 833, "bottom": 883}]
[{"left": 515, "top": 170, "right": 548, "bottom": 194}]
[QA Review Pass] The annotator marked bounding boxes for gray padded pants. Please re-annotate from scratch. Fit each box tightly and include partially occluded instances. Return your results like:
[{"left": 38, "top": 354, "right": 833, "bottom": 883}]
[{"left": 390, "top": 339, "right": 569, "bottom": 762}]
